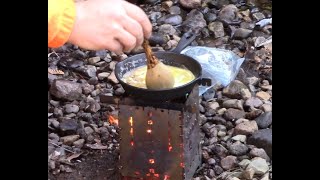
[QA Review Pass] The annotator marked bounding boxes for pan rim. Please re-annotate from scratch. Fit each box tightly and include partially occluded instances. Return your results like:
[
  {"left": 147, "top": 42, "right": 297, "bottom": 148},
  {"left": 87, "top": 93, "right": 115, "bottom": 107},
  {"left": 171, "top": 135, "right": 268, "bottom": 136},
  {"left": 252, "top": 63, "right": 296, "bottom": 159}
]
[{"left": 115, "top": 51, "right": 202, "bottom": 92}]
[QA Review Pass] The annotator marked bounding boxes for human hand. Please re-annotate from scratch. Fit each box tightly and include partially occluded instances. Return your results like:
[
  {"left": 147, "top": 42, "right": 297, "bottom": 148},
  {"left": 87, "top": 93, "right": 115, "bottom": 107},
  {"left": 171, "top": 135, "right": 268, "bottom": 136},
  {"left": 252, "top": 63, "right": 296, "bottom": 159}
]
[{"left": 68, "top": 0, "right": 152, "bottom": 54}]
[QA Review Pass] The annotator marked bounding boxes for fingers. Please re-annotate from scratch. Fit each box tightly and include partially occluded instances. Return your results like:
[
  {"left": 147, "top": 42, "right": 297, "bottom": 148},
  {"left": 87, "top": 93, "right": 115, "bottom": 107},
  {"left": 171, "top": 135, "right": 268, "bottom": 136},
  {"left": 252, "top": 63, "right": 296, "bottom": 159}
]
[
  {"left": 122, "top": 1, "right": 152, "bottom": 39},
  {"left": 121, "top": 16, "right": 144, "bottom": 48},
  {"left": 115, "top": 27, "right": 137, "bottom": 52},
  {"left": 108, "top": 39, "right": 124, "bottom": 55}
]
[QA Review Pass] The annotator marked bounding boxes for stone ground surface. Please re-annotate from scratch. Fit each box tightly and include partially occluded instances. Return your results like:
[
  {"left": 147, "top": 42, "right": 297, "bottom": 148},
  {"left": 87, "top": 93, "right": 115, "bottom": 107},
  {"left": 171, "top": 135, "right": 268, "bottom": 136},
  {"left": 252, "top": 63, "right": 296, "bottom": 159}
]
[{"left": 48, "top": 0, "right": 272, "bottom": 179}]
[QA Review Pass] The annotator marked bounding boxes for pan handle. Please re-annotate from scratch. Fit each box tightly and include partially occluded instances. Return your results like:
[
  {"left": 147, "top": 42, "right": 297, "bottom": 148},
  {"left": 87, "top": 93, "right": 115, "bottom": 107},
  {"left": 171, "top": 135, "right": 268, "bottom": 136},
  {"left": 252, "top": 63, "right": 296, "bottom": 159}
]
[
  {"left": 197, "top": 78, "right": 212, "bottom": 86},
  {"left": 171, "top": 32, "right": 197, "bottom": 54}
]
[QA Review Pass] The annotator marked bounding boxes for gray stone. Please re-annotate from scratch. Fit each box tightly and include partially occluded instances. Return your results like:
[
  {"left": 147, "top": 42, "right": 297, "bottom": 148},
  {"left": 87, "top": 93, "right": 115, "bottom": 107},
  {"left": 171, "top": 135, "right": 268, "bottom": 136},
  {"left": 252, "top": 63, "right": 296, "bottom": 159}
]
[
  {"left": 98, "top": 72, "right": 110, "bottom": 80},
  {"left": 208, "top": 21, "right": 225, "bottom": 38},
  {"left": 50, "top": 80, "right": 82, "bottom": 101},
  {"left": 229, "top": 142, "right": 248, "bottom": 156},
  {"left": 73, "top": 139, "right": 85, "bottom": 148},
  {"left": 224, "top": 108, "right": 246, "bottom": 121},
  {"left": 65, "top": 104, "right": 79, "bottom": 114},
  {"left": 249, "top": 148, "right": 270, "bottom": 162},
  {"left": 221, "top": 156, "right": 237, "bottom": 170},
  {"left": 179, "top": 0, "right": 201, "bottom": 9},
  {"left": 222, "top": 99, "right": 243, "bottom": 110},
  {"left": 248, "top": 129, "right": 272, "bottom": 158},
  {"left": 234, "top": 121, "right": 258, "bottom": 135},
  {"left": 158, "top": 24, "right": 176, "bottom": 35},
  {"left": 233, "top": 28, "right": 252, "bottom": 39},
  {"left": 223, "top": 80, "right": 249, "bottom": 99},
  {"left": 246, "top": 157, "right": 269, "bottom": 175},
  {"left": 60, "top": 135, "right": 80, "bottom": 145},
  {"left": 255, "top": 112, "right": 272, "bottom": 129}
]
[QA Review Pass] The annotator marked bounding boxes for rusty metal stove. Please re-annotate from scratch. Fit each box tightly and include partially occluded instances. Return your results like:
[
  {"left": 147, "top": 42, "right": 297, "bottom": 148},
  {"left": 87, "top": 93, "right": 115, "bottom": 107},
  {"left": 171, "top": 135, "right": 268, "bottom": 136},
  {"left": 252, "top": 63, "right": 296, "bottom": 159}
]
[{"left": 101, "top": 85, "right": 202, "bottom": 180}]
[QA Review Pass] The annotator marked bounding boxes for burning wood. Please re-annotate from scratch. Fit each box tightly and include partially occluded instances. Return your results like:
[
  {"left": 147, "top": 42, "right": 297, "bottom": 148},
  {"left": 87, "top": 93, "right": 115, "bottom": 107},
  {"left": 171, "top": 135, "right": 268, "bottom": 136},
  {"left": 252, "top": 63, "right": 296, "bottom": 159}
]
[{"left": 108, "top": 115, "right": 119, "bottom": 125}]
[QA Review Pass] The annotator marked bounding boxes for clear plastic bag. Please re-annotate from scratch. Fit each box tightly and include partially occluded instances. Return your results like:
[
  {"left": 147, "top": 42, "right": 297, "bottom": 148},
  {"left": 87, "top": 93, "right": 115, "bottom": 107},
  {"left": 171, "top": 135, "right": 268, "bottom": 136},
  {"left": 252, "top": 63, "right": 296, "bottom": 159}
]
[{"left": 181, "top": 46, "right": 245, "bottom": 95}]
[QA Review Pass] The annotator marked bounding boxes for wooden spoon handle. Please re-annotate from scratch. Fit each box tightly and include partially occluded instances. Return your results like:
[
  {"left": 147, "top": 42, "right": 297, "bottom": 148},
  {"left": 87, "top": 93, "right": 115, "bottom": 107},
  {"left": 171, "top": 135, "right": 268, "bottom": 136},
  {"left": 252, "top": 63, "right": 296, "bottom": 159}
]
[{"left": 142, "top": 39, "right": 159, "bottom": 69}]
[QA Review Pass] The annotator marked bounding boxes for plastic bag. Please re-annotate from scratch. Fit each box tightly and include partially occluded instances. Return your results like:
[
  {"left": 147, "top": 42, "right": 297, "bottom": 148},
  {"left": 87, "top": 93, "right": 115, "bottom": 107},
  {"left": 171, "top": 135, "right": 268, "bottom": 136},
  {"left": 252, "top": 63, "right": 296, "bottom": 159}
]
[{"left": 181, "top": 46, "right": 245, "bottom": 95}]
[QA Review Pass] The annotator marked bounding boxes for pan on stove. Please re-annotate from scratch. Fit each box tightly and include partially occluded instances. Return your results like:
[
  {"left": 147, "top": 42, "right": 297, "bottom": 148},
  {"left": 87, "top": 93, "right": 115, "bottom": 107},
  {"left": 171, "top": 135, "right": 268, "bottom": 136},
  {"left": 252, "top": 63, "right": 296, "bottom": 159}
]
[{"left": 115, "top": 32, "right": 211, "bottom": 101}]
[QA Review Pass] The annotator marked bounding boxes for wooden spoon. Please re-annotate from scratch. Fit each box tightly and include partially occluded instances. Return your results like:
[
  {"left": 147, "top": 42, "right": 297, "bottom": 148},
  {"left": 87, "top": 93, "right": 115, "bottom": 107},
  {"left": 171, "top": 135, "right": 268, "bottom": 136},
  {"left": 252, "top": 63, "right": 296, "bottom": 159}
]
[{"left": 142, "top": 40, "right": 175, "bottom": 90}]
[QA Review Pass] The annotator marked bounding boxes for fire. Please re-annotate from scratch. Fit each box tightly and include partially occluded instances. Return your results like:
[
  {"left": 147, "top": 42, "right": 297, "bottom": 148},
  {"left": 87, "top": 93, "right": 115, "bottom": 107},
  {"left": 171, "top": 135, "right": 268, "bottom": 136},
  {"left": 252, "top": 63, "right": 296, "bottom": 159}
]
[
  {"left": 164, "top": 175, "right": 170, "bottom": 180},
  {"left": 130, "top": 128, "right": 134, "bottom": 135},
  {"left": 147, "top": 129, "right": 152, "bottom": 133},
  {"left": 129, "top": 116, "right": 133, "bottom": 126},
  {"left": 108, "top": 115, "right": 118, "bottom": 125},
  {"left": 149, "top": 159, "right": 155, "bottom": 164},
  {"left": 147, "top": 120, "right": 153, "bottom": 125}
]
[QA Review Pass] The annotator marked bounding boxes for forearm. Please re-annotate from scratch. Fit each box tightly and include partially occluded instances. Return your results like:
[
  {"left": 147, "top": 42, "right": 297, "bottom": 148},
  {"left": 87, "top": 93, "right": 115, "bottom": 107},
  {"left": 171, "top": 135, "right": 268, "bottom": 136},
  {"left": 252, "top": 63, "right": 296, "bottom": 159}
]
[{"left": 48, "top": 0, "right": 76, "bottom": 48}]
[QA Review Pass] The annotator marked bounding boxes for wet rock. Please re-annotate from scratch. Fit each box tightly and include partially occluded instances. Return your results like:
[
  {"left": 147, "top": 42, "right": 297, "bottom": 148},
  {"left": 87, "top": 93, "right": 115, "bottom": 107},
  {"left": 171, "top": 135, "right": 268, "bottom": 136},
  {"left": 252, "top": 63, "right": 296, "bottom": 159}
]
[
  {"left": 158, "top": 24, "right": 176, "bottom": 35},
  {"left": 255, "top": 112, "right": 272, "bottom": 129},
  {"left": 233, "top": 28, "right": 252, "bottom": 39},
  {"left": 223, "top": 80, "right": 249, "bottom": 99},
  {"left": 182, "top": 9, "right": 207, "bottom": 33},
  {"left": 158, "top": 14, "right": 182, "bottom": 26},
  {"left": 208, "top": 21, "right": 225, "bottom": 38},
  {"left": 249, "top": 148, "right": 270, "bottom": 162},
  {"left": 222, "top": 99, "right": 243, "bottom": 110},
  {"left": 179, "top": 0, "right": 201, "bottom": 9},
  {"left": 229, "top": 141, "right": 248, "bottom": 156},
  {"left": 221, "top": 156, "right": 237, "bottom": 170},
  {"left": 169, "top": 6, "right": 181, "bottom": 15},
  {"left": 60, "top": 135, "right": 80, "bottom": 145},
  {"left": 98, "top": 72, "right": 110, "bottom": 80},
  {"left": 246, "top": 157, "right": 269, "bottom": 175},
  {"left": 59, "top": 119, "right": 79, "bottom": 136},
  {"left": 224, "top": 108, "right": 246, "bottom": 121},
  {"left": 50, "top": 80, "right": 82, "bottom": 101},
  {"left": 65, "top": 104, "right": 79, "bottom": 114},
  {"left": 248, "top": 129, "right": 272, "bottom": 158},
  {"left": 234, "top": 121, "right": 258, "bottom": 135}
]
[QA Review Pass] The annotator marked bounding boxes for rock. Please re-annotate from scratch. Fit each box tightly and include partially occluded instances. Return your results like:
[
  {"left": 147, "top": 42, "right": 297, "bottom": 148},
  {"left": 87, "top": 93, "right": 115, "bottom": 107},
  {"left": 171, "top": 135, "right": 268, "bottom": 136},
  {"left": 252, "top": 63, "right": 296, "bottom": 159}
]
[
  {"left": 235, "top": 118, "right": 249, "bottom": 125},
  {"left": 229, "top": 141, "right": 248, "bottom": 156},
  {"left": 245, "top": 97, "right": 263, "bottom": 108},
  {"left": 256, "top": 91, "right": 271, "bottom": 100},
  {"left": 208, "top": 158, "right": 216, "bottom": 165},
  {"left": 252, "top": 12, "right": 265, "bottom": 21},
  {"left": 84, "top": 127, "right": 94, "bottom": 136},
  {"left": 208, "top": 21, "right": 225, "bottom": 38},
  {"left": 218, "top": 4, "right": 238, "bottom": 23},
  {"left": 149, "top": 33, "right": 167, "bottom": 46},
  {"left": 88, "top": 57, "right": 100, "bottom": 65},
  {"left": 59, "top": 119, "right": 79, "bottom": 133},
  {"left": 98, "top": 72, "right": 110, "bottom": 80},
  {"left": 72, "top": 49, "right": 87, "bottom": 59},
  {"left": 82, "top": 83, "right": 94, "bottom": 95},
  {"left": 246, "top": 157, "right": 269, "bottom": 175},
  {"left": 261, "top": 104, "right": 272, "bottom": 112},
  {"left": 88, "top": 77, "right": 99, "bottom": 85},
  {"left": 48, "top": 133, "right": 60, "bottom": 141},
  {"left": 158, "top": 24, "right": 176, "bottom": 35},
  {"left": 108, "top": 71, "right": 119, "bottom": 84},
  {"left": 149, "top": 12, "right": 161, "bottom": 23},
  {"left": 79, "top": 65, "right": 97, "bottom": 78},
  {"left": 205, "top": 12, "right": 217, "bottom": 23},
  {"left": 255, "top": 112, "right": 272, "bottom": 129},
  {"left": 247, "top": 129, "right": 272, "bottom": 158},
  {"left": 179, "top": 0, "right": 201, "bottom": 9},
  {"left": 207, "top": 101, "right": 220, "bottom": 110},
  {"left": 232, "top": 135, "right": 246, "bottom": 143},
  {"left": 222, "top": 99, "right": 243, "bottom": 110},
  {"left": 233, "top": 28, "right": 252, "bottom": 39},
  {"left": 87, "top": 102, "right": 101, "bottom": 113},
  {"left": 217, "top": 108, "right": 227, "bottom": 115},
  {"left": 65, "top": 104, "right": 79, "bottom": 114},
  {"left": 242, "top": 168, "right": 255, "bottom": 179},
  {"left": 221, "top": 156, "right": 237, "bottom": 170},
  {"left": 169, "top": 6, "right": 181, "bottom": 15},
  {"left": 73, "top": 139, "right": 85, "bottom": 148},
  {"left": 89, "top": 50, "right": 108, "bottom": 59},
  {"left": 246, "top": 109, "right": 263, "bottom": 120},
  {"left": 182, "top": 9, "right": 207, "bottom": 33},
  {"left": 261, "top": 173, "right": 269, "bottom": 180},
  {"left": 214, "top": 165, "right": 224, "bottom": 175},
  {"left": 50, "top": 80, "right": 82, "bottom": 101},
  {"left": 210, "top": 116, "right": 226, "bottom": 125},
  {"left": 224, "top": 108, "right": 246, "bottom": 121},
  {"left": 60, "top": 135, "right": 80, "bottom": 145},
  {"left": 223, "top": 80, "right": 249, "bottom": 99},
  {"left": 249, "top": 148, "right": 270, "bottom": 162},
  {"left": 240, "top": 22, "right": 255, "bottom": 30},
  {"left": 53, "top": 108, "right": 63, "bottom": 118},
  {"left": 115, "top": 86, "right": 125, "bottom": 95},
  {"left": 203, "top": 89, "right": 215, "bottom": 101},
  {"left": 239, "top": 159, "right": 251, "bottom": 169},
  {"left": 158, "top": 14, "right": 182, "bottom": 26},
  {"left": 234, "top": 121, "right": 258, "bottom": 135},
  {"left": 108, "top": 61, "right": 117, "bottom": 71},
  {"left": 218, "top": 131, "right": 226, "bottom": 137},
  {"left": 162, "top": 0, "right": 173, "bottom": 9}
]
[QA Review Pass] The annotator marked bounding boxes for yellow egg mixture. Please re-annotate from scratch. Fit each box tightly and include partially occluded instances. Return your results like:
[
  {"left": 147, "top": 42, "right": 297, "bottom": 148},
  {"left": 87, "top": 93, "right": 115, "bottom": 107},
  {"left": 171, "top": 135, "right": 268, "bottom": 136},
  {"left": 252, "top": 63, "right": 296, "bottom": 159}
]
[{"left": 122, "top": 65, "right": 195, "bottom": 89}]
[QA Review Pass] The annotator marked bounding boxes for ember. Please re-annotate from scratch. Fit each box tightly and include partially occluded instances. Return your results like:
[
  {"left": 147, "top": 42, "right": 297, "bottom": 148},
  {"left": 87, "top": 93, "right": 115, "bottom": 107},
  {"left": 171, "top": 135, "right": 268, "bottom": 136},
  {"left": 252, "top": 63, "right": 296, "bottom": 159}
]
[{"left": 109, "top": 115, "right": 119, "bottom": 125}]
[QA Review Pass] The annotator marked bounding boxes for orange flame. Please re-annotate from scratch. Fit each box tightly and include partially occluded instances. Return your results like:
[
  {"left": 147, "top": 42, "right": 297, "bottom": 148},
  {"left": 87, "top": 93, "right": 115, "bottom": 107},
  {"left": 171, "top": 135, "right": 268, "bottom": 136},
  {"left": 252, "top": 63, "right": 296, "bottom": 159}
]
[
  {"left": 149, "top": 159, "right": 155, "bottom": 164},
  {"left": 164, "top": 175, "right": 170, "bottom": 180},
  {"left": 147, "top": 129, "right": 152, "bottom": 133},
  {"left": 129, "top": 117, "right": 133, "bottom": 126},
  {"left": 108, "top": 115, "right": 118, "bottom": 125}
]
